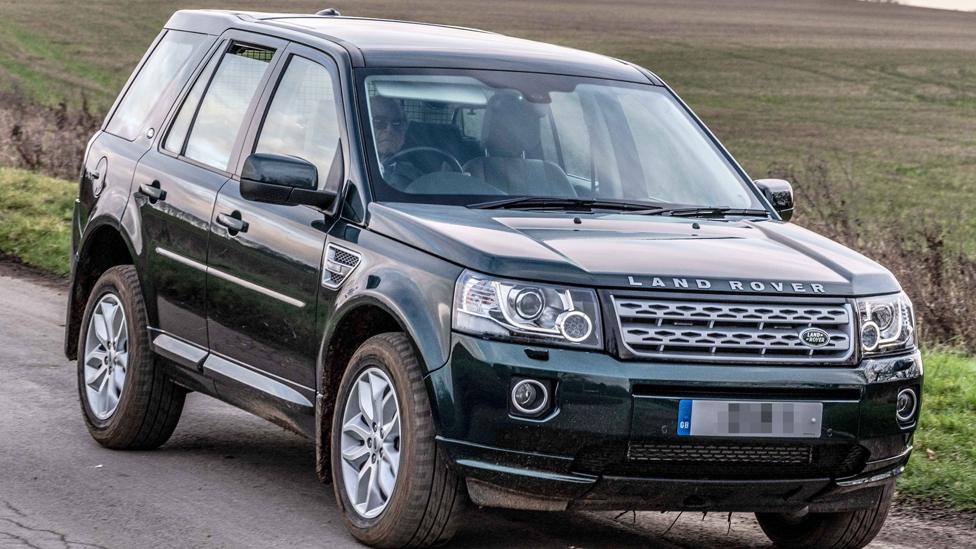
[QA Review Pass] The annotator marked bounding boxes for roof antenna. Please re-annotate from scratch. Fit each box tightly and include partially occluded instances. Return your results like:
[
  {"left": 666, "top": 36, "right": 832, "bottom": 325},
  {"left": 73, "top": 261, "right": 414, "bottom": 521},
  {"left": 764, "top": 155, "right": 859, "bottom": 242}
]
[{"left": 316, "top": 8, "right": 341, "bottom": 16}]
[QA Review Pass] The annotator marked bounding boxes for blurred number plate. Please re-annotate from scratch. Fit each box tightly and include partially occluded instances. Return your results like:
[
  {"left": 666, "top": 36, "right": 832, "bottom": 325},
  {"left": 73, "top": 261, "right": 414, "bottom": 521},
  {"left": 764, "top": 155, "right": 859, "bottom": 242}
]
[{"left": 677, "top": 400, "right": 822, "bottom": 438}]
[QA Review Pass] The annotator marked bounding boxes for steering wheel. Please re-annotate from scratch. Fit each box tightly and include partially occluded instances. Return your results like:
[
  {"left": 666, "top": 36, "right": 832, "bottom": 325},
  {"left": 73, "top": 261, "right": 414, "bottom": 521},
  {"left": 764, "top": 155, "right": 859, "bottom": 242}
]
[{"left": 386, "top": 147, "right": 464, "bottom": 173}]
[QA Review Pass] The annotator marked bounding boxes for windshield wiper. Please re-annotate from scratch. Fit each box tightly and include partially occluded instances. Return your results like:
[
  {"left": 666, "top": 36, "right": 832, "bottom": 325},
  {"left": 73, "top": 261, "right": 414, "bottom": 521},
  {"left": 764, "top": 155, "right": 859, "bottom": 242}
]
[
  {"left": 467, "top": 198, "right": 770, "bottom": 219},
  {"left": 467, "top": 197, "right": 665, "bottom": 212},
  {"left": 652, "top": 206, "right": 771, "bottom": 218}
]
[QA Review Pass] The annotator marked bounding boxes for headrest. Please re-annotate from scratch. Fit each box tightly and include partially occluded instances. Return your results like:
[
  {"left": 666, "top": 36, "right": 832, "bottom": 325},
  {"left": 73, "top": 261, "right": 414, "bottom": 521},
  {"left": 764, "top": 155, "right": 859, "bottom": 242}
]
[{"left": 481, "top": 92, "right": 545, "bottom": 158}]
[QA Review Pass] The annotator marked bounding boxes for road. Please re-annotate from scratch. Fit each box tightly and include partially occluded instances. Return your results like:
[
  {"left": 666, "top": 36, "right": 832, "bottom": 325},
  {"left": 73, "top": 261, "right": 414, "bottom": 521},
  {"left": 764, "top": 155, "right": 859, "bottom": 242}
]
[{"left": 0, "top": 266, "right": 973, "bottom": 548}]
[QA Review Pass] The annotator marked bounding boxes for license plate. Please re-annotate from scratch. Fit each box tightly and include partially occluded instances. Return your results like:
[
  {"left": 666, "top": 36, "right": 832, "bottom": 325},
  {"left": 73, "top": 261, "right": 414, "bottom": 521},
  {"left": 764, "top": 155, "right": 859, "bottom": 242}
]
[{"left": 677, "top": 400, "right": 822, "bottom": 438}]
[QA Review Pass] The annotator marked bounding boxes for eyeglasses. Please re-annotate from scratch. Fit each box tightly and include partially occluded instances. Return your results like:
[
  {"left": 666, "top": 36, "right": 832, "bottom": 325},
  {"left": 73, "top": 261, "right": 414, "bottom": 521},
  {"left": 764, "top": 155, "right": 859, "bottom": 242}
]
[{"left": 372, "top": 116, "right": 404, "bottom": 131}]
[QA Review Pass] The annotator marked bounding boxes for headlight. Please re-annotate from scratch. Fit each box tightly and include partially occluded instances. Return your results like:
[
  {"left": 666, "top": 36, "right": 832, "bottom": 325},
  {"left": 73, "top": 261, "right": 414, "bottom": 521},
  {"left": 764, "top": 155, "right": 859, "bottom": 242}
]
[
  {"left": 453, "top": 270, "right": 602, "bottom": 349},
  {"left": 856, "top": 292, "right": 915, "bottom": 356}
]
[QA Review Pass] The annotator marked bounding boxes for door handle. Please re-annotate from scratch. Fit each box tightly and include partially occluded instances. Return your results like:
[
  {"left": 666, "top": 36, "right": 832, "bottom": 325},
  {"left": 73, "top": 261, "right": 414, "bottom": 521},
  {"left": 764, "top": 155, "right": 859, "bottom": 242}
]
[
  {"left": 138, "top": 181, "right": 166, "bottom": 202},
  {"left": 216, "top": 212, "right": 249, "bottom": 234}
]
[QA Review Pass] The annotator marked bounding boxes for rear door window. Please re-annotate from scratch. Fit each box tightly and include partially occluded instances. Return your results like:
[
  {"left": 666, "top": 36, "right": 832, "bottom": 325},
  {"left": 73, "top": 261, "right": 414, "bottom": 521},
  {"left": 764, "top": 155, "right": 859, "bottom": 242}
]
[
  {"left": 163, "top": 50, "right": 222, "bottom": 155},
  {"left": 106, "top": 30, "right": 208, "bottom": 141},
  {"left": 182, "top": 44, "right": 276, "bottom": 172}
]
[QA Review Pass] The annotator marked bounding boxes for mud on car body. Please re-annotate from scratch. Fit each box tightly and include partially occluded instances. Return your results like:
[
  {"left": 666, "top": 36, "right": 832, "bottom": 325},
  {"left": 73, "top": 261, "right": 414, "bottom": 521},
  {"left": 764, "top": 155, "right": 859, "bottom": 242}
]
[{"left": 64, "top": 9, "right": 921, "bottom": 548}]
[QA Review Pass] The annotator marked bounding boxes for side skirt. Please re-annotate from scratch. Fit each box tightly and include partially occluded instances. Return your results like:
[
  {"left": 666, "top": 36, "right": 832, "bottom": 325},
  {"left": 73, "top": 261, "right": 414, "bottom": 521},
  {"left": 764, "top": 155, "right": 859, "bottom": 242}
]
[{"left": 149, "top": 329, "right": 316, "bottom": 438}]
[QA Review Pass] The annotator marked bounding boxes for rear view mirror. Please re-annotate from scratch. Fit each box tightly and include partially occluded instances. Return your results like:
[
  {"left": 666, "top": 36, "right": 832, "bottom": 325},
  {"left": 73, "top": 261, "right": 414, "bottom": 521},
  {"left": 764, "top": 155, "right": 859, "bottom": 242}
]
[
  {"left": 241, "top": 153, "right": 337, "bottom": 209},
  {"left": 754, "top": 179, "right": 794, "bottom": 222}
]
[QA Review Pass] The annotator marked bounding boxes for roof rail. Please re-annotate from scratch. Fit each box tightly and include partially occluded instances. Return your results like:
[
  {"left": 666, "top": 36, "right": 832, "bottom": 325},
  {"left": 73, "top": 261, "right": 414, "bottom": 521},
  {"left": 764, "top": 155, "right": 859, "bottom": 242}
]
[{"left": 315, "top": 8, "right": 341, "bottom": 16}]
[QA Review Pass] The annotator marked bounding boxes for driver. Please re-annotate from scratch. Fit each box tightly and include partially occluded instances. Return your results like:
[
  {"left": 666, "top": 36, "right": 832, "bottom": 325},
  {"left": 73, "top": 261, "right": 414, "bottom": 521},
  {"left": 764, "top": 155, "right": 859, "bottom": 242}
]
[{"left": 371, "top": 96, "right": 421, "bottom": 188}]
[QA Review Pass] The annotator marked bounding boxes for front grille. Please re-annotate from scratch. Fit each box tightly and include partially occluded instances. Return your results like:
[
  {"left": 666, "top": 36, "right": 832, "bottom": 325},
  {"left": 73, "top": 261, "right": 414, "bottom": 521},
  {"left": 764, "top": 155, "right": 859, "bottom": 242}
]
[
  {"left": 573, "top": 442, "right": 868, "bottom": 480},
  {"left": 611, "top": 296, "right": 855, "bottom": 364}
]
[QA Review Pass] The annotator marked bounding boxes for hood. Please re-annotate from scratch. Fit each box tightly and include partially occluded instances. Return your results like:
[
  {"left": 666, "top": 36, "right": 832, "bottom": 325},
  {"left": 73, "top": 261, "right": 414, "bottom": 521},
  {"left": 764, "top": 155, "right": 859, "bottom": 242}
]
[{"left": 367, "top": 202, "right": 900, "bottom": 296}]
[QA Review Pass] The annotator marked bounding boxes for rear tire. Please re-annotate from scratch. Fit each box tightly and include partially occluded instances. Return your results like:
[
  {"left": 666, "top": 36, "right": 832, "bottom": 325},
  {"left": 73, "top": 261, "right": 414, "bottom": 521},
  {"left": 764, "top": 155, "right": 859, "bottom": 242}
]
[
  {"left": 77, "top": 265, "right": 185, "bottom": 449},
  {"left": 331, "top": 333, "right": 466, "bottom": 548},
  {"left": 756, "top": 481, "right": 894, "bottom": 549}
]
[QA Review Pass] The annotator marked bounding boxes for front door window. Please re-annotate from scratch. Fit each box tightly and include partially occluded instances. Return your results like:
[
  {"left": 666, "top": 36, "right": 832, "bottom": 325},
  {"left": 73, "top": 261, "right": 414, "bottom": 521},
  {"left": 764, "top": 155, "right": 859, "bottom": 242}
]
[{"left": 254, "top": 55, "right": 343, "bottom": 190}]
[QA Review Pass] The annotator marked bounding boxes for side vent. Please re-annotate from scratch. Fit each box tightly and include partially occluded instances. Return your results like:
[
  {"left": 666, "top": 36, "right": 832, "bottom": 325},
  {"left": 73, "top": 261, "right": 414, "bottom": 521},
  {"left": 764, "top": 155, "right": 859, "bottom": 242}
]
[{"left": 323, "top": 243, "right": 361, "bottom": 289}]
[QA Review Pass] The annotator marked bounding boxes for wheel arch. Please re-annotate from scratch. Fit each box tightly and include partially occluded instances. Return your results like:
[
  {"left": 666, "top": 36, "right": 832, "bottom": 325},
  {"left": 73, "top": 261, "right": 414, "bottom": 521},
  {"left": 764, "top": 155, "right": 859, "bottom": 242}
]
[
  {"left": 314, "top": 296, "right": 431, "bottom": 483},
  {"left": 64, "top": 219, "right": 140, "bottom": 360}
]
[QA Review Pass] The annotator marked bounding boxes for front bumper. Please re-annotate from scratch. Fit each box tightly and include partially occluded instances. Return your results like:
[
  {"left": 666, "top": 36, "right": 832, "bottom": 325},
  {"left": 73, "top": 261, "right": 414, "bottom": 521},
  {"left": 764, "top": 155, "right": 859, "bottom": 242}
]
[{"left": 428, "top": 334, "right": 922, "bottom": 512}]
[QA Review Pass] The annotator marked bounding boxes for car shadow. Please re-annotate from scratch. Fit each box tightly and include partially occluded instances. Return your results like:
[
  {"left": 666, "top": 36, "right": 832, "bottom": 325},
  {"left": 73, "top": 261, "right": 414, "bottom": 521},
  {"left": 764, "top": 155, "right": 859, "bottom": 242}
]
[{"left": 154, "top": 393, "right": 763, "bottom": 549}]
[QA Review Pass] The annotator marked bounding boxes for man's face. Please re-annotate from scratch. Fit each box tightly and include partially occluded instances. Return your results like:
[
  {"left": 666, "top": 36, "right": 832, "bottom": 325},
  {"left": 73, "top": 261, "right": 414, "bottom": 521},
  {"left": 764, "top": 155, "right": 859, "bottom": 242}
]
[{"left": 373, "top": 100, "right": 406, "bottom": 159}]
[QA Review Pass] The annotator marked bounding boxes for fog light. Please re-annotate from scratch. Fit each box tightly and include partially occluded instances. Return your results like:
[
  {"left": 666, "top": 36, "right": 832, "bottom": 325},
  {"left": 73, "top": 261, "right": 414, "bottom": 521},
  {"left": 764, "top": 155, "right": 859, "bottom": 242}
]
[
  {"left": 896, "top": 388, "right": 918, "bottom": 424},
  {"left": 511, "top": 379, "right": 549, "bottom": 416}
]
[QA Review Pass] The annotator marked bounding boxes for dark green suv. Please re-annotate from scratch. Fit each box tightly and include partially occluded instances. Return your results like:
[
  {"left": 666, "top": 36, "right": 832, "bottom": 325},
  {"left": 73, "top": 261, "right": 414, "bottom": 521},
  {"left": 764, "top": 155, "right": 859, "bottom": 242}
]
[{"left": 64, "top": 9, "right": 922, "bottom": 549}]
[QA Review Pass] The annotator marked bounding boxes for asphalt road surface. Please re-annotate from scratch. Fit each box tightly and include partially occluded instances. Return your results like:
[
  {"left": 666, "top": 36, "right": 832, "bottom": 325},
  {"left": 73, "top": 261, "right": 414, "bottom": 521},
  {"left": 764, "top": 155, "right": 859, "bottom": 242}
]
[{"left": 1, "top": 266, "right": 973, "bottom": 549}]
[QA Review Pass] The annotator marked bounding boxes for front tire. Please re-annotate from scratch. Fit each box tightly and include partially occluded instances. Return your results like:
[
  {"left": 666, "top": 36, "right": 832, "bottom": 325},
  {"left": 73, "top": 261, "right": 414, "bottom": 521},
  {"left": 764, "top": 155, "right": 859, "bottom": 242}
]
[
  {"left": 77, "top": 265, "right": 185, "bottom": 449},
  {"left": 756, "top": 481, "right": 894, "bottom": 549},
  {"left": 331, "top": 333, "right": 466, "bottom": 548}
]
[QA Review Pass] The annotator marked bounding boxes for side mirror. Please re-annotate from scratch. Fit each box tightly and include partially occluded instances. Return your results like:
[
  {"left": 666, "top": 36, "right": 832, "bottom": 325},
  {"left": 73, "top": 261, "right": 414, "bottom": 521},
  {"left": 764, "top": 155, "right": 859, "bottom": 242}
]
[
  {"left": 754, "top": 178, "right": 794, "bottom": 222},
  {"left": 240, "top": 152, "right": 338, "bottom": 209}
]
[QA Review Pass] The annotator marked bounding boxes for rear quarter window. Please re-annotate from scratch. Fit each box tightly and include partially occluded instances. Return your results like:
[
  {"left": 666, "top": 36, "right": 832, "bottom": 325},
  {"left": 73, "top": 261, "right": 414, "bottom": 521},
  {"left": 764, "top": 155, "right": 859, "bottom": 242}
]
[{"left": 105, "top": 30, "right": 209, "bottom": 141}]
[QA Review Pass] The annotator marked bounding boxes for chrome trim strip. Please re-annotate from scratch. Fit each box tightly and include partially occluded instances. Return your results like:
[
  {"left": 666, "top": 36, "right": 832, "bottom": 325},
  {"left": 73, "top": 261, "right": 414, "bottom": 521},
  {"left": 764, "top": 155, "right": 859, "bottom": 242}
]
[
  {"left": 155, "top": 247, "right": 305, "bottom": 308},
  {"left": 862, "top": 445, "right": 913, "bottom": 469},
  {"left": 207, "top": 266, "right": 305, "bottom": 308},
  {"left": 156, "top": 246, "right": 206, "bottom": 272},
  {"left": 835, "top": 465, "right": 905, "bottom": 487},
  {"left": 203, "top": 354, "right": 313, "bottom": 408},
  {"left": 151, "top": 332, "right": 208, "bottom": 369}
]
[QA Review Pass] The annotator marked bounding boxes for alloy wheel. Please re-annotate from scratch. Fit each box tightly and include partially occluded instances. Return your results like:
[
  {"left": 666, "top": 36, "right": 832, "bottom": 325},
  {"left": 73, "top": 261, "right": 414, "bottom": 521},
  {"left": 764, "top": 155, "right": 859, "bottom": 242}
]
[
  {"left": 339, "top": 367, "right": 402, "bottom": 519},
  {"left": 83, "top": 293, "right": 129, "bottom": 420}
]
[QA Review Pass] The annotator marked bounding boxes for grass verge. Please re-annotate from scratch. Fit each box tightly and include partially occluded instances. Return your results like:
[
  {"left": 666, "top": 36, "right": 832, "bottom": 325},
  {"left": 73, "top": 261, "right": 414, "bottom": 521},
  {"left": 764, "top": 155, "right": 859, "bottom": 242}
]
[
  {"left": 0, "top": 167, "right": 75, "bottom": 275},
  {"left": 0, "top": 166, "right": 974, "bottom": 510},
  {"left": 900, "top": 351, "right": 976, "bottom": 511}
]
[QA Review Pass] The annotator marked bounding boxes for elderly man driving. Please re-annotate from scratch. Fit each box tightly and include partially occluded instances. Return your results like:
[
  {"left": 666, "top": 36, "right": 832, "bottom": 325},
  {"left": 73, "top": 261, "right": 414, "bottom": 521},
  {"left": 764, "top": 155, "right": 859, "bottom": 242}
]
[{"left": 371, "top": 96, "right": 421, "bottom": 187}]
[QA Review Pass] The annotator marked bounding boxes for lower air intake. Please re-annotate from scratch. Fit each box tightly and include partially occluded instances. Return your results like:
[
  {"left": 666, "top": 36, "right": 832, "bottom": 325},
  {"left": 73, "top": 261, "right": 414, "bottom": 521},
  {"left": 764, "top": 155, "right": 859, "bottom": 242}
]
[
  {"left": 628, "top": 442, "right": 812, "bottom": 464},
  {"left": 572, "top": 442, "right": 869, "bottom": 480}
]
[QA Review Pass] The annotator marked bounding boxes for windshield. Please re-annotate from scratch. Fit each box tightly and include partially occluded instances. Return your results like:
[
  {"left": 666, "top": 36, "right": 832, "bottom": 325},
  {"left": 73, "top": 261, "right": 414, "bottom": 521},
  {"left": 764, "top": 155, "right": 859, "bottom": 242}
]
[{"left": 360, "top": 69, "right": 763, "bottom": 210}]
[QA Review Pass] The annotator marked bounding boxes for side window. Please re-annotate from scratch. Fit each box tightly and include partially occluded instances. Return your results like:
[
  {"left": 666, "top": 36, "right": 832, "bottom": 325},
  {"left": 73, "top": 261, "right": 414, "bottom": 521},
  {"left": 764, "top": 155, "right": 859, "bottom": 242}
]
[
  {"left": 163, "top": 50, "right": 221, "bottom": 154},
  {"left": 106, "top": 30, "right": 208, "bottom": 141},
  {"left": 183, "top": 44, "right": 275, "bottom": 171},
  {"left": 254, "top": 55, "right": 342, "bottom": 188}
]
